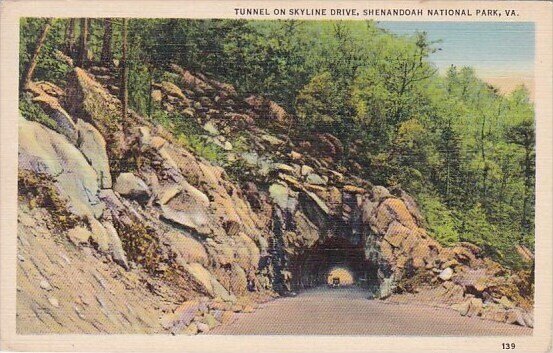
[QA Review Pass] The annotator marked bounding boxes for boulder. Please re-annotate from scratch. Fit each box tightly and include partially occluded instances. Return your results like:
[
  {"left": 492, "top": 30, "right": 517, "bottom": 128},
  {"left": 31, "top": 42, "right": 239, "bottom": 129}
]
[
  {"left": 34, "top": 81, "right": 65, "bottom": 97},
  {"left": 290, "top": 151, "right": 302, "bottom": 161},
  {"left": 158, "top": 146, "right": 180, "bottom": 170},
  {"left": 149, "top": 136, "right": 168, "bottom": 150},
  {"left": 384, "top": 221, "right": 410, "bottom": 248},
  {"left": 201, "top": 313, "right": 219, "bottom": 329},
  {"left": 160, "top": 203, "right": 211, "bottom": 236},
  {"left": 160, "top": 300, "right": 200, "bottom": 331},
  {"left": 498, "top": 296, "right": 515, "bottom": 309},
  {"left": 269, "top": 183, "right": 296, "bottom": 211},
  {"left": 466, "top": 298, "right": 483, "bottom": 317},
  {"left": 163, "top": 231, "right": 209, "bottom": 267},
  {"left": 185, "top": 263, "right": 214, "bottom": 296},
  {"left": 196, "top": 322, "right": 210, "bottom": 333},
  {"left": 306, "top": 173, "right": 326, "bottom": 185},
  {"left": 65, "top": 68, "right": 123, "bottom": 144},
  {"left": 26, "top": 82, "right": 78, "bottom": 143},
  {"left": 114, "top": 173, "right": 150, "bottom": 200},
  {"left": 481, "top": 308, "right": 507, "bottom": 322},
  {"left": 506, "top": 309, "right": 527, "bottom": 326},
  {"left": 379, "top": 277, "right": 395, "bottom": 299},
  {"left": 184, "top": 323, "right": 198, "bottom": 335},
  {"left": 181, "top": 181, "right": 210, "bottom": 207},
  {"left": 438, "top": 267, "right": 454, "bottom": 281},
  {"left": 304, "top": 191, "right": 330, "bottom": 216},
  {"left": 160, "top": 81, "right": 187, "bottom": 101},
  {"left": 19, "top": 117, "right": 103, "bottom": 218},
  {"left": 211, "top": 277, "right": 236, "bottom": 302},
  {"left": 157, "top": 184, "right": 182, "bottom": 205},
  {"left": 371, "top": 185, "right": 392, "bottom": 202},
  {"left": 230, "top": 264, "right": 248, "bottom": 295},
  {"left": 261, "top": 134, "right": 284, "bottom": 146},
  {"left": 455, "top": 299, "right": 471, "bottom": 316},
  {"left": 380, "top": 198, "right": 417, "bottom": 230},
  {"left": 67, "top": 226, "right": 92, "bottom": 245},
  {"left": 273, "top": 163, "right": 296, "bottom": 175},
  {"left": 87, "top": 217, "right": 111, "bottom": 252},
  {"left": 99, "top": 220, "right": 129, "bottom": 270},
  {"left": 300, "top": 165, "right": 314, "bottom": 176},
  {"left": 171, "top": 65, "right": 214, "bottom": 93},
  {"left": 220, "top": 310, "right": 235, "bottom": 324},
  {"left": 151, "top": 89, "right": 162, "bottom": 102},
  {"left": 523, "top": 312, "right": 534, "bottom": 328},
  {"left": 441, "top": 259, "right": 460, "bottom": 269},
  {"left": 76, "top": 119, "right": 112, "bottom": 188},
  {"left": 343, "top": 185, "right": 365, "bottom": 194}
]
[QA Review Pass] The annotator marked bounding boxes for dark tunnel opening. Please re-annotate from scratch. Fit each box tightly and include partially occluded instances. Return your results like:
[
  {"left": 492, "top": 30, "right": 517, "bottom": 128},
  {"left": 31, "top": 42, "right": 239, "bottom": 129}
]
[{"left": 288, "top": 236, "right": 379, "bottom": 292}]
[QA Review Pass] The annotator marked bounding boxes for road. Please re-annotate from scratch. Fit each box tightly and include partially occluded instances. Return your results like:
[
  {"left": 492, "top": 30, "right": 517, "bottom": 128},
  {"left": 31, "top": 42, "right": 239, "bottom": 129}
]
[{"left": 210, "top": 286, "right": 532, "bottom": 336}]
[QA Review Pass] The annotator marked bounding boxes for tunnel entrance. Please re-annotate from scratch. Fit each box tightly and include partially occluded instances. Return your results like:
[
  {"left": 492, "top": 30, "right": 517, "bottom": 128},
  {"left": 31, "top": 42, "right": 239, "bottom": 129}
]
[
  {"left": 288, "top": 236, "right": 379, "bottom": 291},
  {"left": 327, "top": 267, "right": 354, "bottom": 286}
]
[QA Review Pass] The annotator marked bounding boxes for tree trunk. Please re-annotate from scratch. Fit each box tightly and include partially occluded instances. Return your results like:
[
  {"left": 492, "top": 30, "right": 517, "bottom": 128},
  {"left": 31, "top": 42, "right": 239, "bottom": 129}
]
[
  {"left": 147, "top": 65, "right": 154, "bottom": 118},
  {"left": 120, "top": 18, "right": 129, "bottom": 121},
  {"left": 87, "top": 19, "right": 93, "bottom": 44},
  {"left": 20, "top": 18, "right": 53, "bottom": 90},
  {"left": 480, "top": 114, "right": 487, "bottom": 204},
  {"left": 64, "top": 18, "right": 76, "bottom": 57},
  {"left": 101, "top": 19, "right": 113, "bottom": 66},
  {"left": 76, "top": 18, "right": 88, "bottom": 68},
  {"left": 521, "top": 137, "right": 533, "bottom": 234}
]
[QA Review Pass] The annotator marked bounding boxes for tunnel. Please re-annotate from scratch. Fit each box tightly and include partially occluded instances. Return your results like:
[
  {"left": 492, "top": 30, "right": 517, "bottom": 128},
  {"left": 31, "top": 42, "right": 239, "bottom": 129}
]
[{"left": 288, "top": 236, "right": 379, "bottom": 291}]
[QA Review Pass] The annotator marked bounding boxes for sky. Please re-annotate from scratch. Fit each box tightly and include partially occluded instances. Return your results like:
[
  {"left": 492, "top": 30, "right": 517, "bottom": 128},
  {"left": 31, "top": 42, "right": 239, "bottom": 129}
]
[{"left": 378, "top": 22, "right": 535, "bottom": 94}]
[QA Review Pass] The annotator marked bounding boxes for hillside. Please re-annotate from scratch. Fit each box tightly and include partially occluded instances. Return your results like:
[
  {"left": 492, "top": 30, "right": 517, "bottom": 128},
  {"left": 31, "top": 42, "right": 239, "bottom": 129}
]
[{"left": 17, "top": 54, "right": 534, "bottom": 333}]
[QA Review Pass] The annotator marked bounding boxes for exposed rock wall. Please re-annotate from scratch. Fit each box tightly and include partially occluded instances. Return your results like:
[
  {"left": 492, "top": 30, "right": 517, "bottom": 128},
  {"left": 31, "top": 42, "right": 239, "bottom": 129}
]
[{"left": 17, "top": 62, "right": 534, "bottom": 333}]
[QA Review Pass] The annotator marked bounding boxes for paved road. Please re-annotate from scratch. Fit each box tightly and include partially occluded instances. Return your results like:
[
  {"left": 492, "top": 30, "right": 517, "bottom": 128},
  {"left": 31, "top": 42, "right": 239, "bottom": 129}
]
[{"left": 210, "top": 287, "right": 531, "bottom": 336}]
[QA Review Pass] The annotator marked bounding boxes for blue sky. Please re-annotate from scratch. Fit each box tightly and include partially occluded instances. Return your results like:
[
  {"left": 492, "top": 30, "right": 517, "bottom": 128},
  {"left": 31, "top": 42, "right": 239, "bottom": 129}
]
[{"left": 378, "top": 22, "right": 535, "bottom": 79}]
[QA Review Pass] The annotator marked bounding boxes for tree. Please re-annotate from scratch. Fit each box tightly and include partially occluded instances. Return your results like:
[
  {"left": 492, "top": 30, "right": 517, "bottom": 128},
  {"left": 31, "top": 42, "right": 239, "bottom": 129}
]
[
  {"left": 507, "top": 117, "right": 535, "bottom": 235},
  {"left": 20, "top": 18, "right": 53, "bottom": 90},
  {"left": 296, "top": 71, "right": 341, "bottom": 132},
  {"left": 76, "top": 18, "right": 88, "bottom": 67},
  {"left": 120, "top": 18, "right": 129, "bottom": 121},
  {"left": 101, "top": 19, "right": 113, "bottom": 66},
  {"left": 64, "top": 18, "right": 76, "bottom": 57}
]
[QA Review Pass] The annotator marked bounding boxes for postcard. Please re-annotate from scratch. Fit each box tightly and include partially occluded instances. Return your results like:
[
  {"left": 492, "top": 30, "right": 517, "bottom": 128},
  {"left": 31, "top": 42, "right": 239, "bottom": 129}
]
[{"left": 1, "top": 1, "right": 551, "bottom": 352}]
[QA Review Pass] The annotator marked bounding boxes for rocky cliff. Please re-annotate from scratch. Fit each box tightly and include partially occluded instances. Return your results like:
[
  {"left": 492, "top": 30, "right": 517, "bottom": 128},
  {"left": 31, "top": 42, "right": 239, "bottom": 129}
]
[{"left": 17, "top": 59, "right": 534, "bottom": 334}]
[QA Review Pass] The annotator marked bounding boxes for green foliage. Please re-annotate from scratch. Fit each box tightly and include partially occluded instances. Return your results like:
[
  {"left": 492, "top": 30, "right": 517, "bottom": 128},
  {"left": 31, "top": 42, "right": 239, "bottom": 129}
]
[
  {"left": 418, "top": 193, "right": 460, "bottom": 246},
  {"left": 296, "top": 72, "right": 342, "bottom": 132},
  {"left": 151, "top": 110, "right": 226, "bottom": 163},
  {"left": 457, "top": 204, "right": 530, "bottom": 270},
  {"left": 19, "top": 94, "right": 57, "bottom": 130},
  {"left": 18, "top": 17, "right": 535, "bottom": 269},
  {"left": 20, "top": 18, "right": 72, "bottom": 86}
]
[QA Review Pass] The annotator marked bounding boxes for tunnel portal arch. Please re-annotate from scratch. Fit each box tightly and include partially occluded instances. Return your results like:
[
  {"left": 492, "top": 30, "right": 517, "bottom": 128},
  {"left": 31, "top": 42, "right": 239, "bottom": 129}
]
[{"left": 288, "top": 235, "right": 379, "bottom": 291}]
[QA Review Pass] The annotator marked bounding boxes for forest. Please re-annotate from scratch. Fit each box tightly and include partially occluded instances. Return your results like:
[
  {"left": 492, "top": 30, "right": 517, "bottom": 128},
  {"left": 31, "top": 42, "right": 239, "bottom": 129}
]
[{"left": 19, "top": 18, "right": 535, "bottom": 270}]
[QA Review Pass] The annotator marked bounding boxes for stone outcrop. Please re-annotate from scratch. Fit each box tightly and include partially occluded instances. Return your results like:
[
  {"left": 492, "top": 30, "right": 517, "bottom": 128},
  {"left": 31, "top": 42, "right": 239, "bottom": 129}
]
[
  {"left": 17, "top": 61, "right": 534, "bottom": 335},
  {"left": 76, "top": 119, "right": 112, "bottom": 188}
]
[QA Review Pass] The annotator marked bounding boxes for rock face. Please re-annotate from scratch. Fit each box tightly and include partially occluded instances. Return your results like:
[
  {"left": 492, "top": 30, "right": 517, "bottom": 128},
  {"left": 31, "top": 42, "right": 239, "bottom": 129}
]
[
  {"left": 17, "top": 63, "right": 533, "bottom": 334},
  {"left": 76, "top": 119, "right": 112, "bottom": 188},
  {"left": 114, "top": 173, "right": 150, "bottom": 200},
  {"left": 19, "top": 117, "right": 103, "bottom": 219}
]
